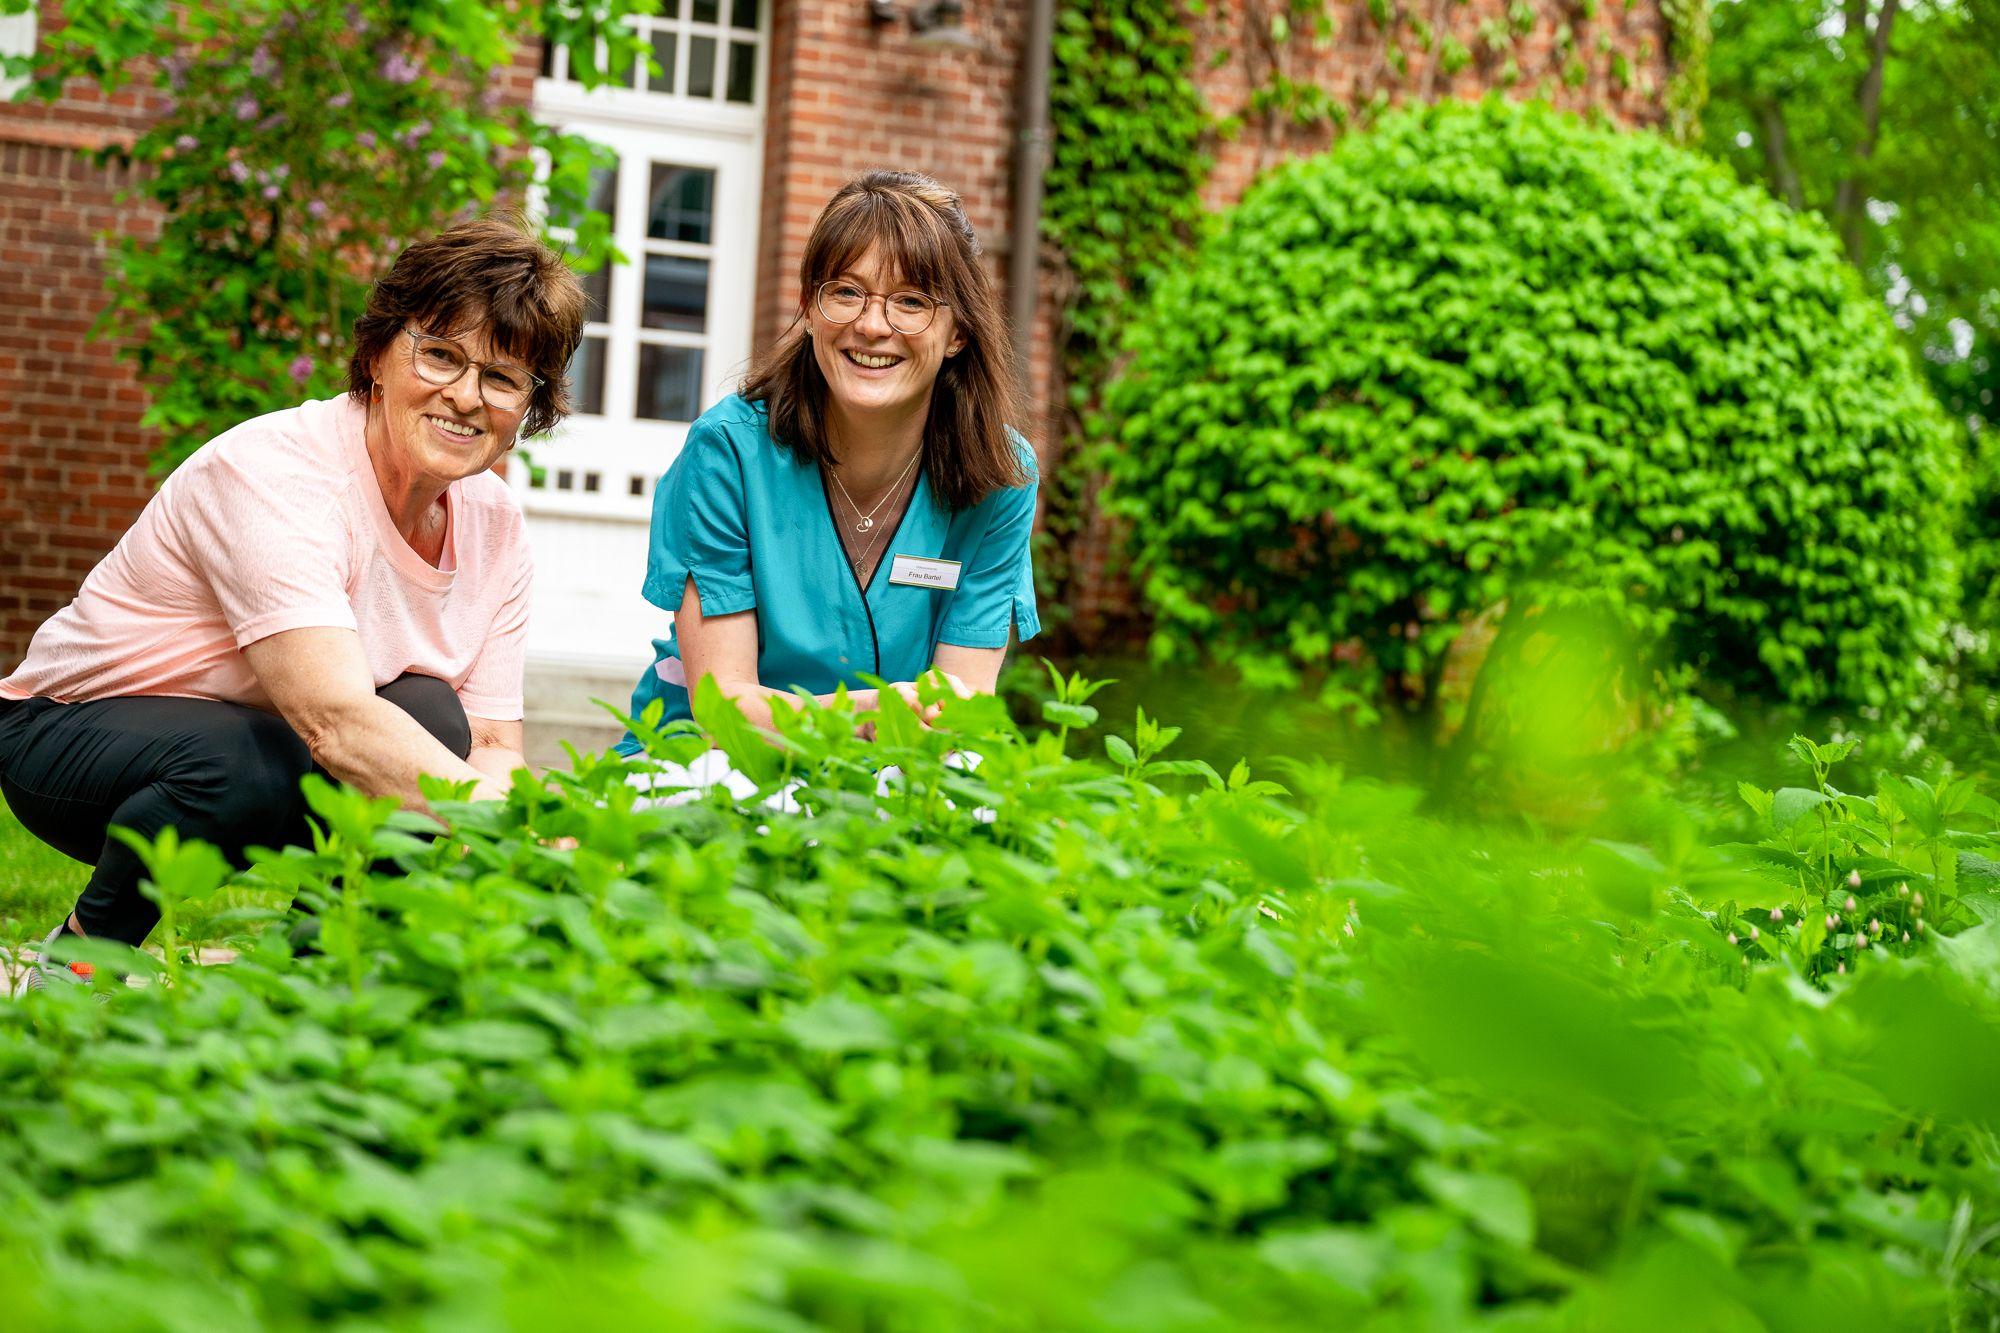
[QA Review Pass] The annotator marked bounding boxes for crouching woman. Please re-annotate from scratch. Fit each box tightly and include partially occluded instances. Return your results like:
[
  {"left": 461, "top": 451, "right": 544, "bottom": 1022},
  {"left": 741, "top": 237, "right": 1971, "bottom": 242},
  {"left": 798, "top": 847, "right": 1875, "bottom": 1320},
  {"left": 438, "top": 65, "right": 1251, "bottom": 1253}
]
[{"left": 0, "top": 215, "right": 584, "bottom": 982}]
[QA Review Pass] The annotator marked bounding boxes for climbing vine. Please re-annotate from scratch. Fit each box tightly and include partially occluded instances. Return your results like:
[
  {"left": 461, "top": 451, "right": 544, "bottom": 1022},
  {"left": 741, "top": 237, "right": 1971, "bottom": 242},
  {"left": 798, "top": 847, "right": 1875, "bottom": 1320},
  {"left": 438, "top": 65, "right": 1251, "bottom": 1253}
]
[{"left": 1036, "top": 0, "right": 1213, "bottom": 638}]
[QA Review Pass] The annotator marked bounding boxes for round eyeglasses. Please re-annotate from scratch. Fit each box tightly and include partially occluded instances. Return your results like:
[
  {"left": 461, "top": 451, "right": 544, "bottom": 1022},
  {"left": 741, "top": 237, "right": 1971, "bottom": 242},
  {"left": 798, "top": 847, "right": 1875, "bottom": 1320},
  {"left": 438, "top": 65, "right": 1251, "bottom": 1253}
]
[
  {"left": 815, "top": 281, "right": 947, "bottom": 336},
  {"left": 403, "top": 328, "right": 543, "bottom": 412}
]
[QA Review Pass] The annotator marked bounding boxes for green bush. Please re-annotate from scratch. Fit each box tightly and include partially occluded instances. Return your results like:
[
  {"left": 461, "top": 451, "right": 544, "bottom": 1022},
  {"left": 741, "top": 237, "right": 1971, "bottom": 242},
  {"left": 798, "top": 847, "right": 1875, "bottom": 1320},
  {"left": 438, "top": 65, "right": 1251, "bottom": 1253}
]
[
  {"left": 1, "top": 686, "right": 1997, "bottom": 1328},
  {"left": 1103, "top": 99, "right": 1963, "bottom": 716}
]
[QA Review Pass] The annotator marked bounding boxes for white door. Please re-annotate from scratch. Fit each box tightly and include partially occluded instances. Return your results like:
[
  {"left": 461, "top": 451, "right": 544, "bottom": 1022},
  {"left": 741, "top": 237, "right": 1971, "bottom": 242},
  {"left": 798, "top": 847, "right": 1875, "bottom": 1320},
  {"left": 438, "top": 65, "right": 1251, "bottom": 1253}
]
[{"left": 522, "top": 2, "right": 767, "bottom": 671}]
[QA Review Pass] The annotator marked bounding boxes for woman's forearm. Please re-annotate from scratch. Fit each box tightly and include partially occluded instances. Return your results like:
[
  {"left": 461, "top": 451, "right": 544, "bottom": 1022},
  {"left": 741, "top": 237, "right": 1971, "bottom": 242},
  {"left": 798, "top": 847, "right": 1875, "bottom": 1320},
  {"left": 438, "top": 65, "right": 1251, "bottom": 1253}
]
[{"left": 307, "top": 695, "right": 492, "bottom": 808}]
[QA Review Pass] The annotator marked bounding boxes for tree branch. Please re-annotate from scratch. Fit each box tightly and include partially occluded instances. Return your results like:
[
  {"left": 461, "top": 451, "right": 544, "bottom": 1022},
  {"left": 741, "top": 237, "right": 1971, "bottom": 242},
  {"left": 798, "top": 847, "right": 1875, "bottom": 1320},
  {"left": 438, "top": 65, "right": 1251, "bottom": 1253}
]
[
  {"left": 1757, "top": 100, "right": 1806, "bottom": 210},
  {"left": 1833, "top": 0, "right": 1901, "bottom": 263}
]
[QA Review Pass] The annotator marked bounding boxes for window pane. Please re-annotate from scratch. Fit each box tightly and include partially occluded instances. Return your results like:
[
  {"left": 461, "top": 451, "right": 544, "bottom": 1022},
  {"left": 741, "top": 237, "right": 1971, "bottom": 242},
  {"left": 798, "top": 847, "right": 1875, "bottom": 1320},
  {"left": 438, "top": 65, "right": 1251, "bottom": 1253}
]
[
  {"left": 636, "top": 344, "right": 705, "bottom": 422},
  {"left": 570, "top": 336, "right": 607, "bottom": 415},
  {"left": 726, "top": 41, "right": 755, "bottom": 103},
  {"left": 581, "top": 262, "right": 610, "bottom": 322},
  {"left": 730, "top": 0, "right": 758, "bottom": 29},
  {"left": 539, "top": 38, "right": 556, "bottom": 78},
  {"left": 687, "top": 35, "right": 716, "bottom": 97},
  {"left": 643, "top": 255, "right": 710, "bottom": 332},
  {"left": 648, "top": 29, "right": 677, "bottom": 93},
  {"left": 647, "top": 165, "right": 714, "bottom": 243},
  {"left": 657, "top": 0, "right": 680, "bottom": 17},
  {"left": 693, "top": 0, "right": 719, "bottom": 22}
]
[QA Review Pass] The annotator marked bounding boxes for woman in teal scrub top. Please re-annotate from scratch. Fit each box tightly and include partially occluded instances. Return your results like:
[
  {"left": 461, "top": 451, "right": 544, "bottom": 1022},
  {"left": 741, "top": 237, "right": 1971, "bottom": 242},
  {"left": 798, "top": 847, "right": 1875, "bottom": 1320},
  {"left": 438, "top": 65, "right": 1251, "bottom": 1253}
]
[{"left": 619, "top": 170, "right": 1038, "bottom": 751}]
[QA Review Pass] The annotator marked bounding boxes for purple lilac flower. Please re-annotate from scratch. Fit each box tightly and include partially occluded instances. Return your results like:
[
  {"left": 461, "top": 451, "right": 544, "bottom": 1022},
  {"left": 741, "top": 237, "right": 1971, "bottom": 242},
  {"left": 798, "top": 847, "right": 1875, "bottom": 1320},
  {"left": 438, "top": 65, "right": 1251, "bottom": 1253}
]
[
  {"left": 328, "top": 91, "right": 353, "bottom": 110},
  {"left": 426, "top": 149, "right": 446, "bottom": 170},
  {"left": 307, "top": 199, "right": 328, "bottom": 219},
  {"left": 228, "top": 160, "right": 251, "bottom": 183},
  {"left": 251, "top": 46, "right": 276, "bottom": 79},
  {"left": 259, "top": 113, "right": 286, "bottom": 132},
  {"left": 262, "top": 184, "right": 280, "bottom": 200},
  {"left": 378, "top": 49, "right": 422, "bottom": 85},
  {"left": 478, "top": 84, "right": 503, "bottom": 112},
  {"left": 235, "top": 96, "right": 260, "bottom": 121},
  {"left": 289, "top": 353, "right": 315, "bottom": 386},
  {"left": 272, "top": 164, "right": 290, "bottom": 181},
  {"left": 174, "top": 134, "right": 198, "bottom": 152},
  {"left": 357, "top": 130, "right": 377, "bottom": 149}
]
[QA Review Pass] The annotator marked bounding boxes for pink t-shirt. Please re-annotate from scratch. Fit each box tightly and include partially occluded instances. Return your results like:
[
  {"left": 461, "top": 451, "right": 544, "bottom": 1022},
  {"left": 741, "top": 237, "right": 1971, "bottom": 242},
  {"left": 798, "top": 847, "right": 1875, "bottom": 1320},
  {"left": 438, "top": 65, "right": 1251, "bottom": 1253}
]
[{"left": 0, "top": 396, "right": 532, "bottom": 720}]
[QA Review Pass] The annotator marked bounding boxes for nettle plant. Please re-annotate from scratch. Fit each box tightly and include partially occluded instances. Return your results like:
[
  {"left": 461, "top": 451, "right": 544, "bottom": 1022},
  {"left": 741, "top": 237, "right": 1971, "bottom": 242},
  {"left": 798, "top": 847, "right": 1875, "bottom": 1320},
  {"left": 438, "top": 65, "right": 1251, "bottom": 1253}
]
[
  {"left": 0, "top": 0, "right": 651, "bottom": 473},
  {"left": 1714, "top": 734, "right": 2000, "bottom": 980},
  {"left": 1103, "top": 99, "right": 1963, "bottom": 724},
  {"left": 2, "top": 685, "right": 1998, "bottom": 1325}
]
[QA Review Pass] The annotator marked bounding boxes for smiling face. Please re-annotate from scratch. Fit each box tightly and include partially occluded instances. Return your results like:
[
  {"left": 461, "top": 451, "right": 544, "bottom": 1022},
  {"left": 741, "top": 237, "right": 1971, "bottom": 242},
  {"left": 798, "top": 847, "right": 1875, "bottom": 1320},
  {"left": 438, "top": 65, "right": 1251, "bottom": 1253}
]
[
  {"left": 805, "top": 245, "right": 965, "bottom": 425},
  {"left": 369, "top": 320, "right": 529, "bottom": 486}
]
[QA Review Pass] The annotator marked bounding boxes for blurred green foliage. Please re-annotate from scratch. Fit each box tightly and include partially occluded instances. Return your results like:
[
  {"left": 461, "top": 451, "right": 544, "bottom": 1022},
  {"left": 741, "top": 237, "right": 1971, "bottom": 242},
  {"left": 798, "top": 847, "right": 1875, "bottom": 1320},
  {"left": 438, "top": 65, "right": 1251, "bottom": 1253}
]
[
  {"left": 0, "top": 0, "right": 651, "bottom": 474},
  {"left": 1103, "top": 99, "right": 1962, "bottom": 723},
  {"left": 1703, "top": 0, "right": 2000, "bottom": 683},
  {"left": 2, "top": 684, "right": 1998, "bottom": 1327}
]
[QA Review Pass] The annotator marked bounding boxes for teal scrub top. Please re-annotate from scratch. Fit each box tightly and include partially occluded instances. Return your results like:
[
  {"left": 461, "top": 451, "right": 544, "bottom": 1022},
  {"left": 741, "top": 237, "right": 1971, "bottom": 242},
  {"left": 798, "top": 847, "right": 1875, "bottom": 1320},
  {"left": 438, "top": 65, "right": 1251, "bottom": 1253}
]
[{"left": 617, "top": 394, "right": 1040, "bottom": 751}]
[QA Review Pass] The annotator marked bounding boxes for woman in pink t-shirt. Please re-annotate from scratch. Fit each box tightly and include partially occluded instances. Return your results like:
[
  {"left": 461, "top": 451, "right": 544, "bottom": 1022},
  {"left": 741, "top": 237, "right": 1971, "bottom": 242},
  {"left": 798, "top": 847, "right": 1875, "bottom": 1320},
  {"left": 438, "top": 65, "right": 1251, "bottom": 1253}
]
[{"left": 0, "top": 216, "right": 585, "bottom": 980}]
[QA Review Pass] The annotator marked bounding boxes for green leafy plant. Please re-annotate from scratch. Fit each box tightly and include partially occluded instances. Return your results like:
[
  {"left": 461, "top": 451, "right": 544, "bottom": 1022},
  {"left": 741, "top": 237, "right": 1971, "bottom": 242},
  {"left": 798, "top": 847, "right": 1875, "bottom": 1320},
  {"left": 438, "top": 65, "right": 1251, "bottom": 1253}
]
[
  {"left": 0, "top": 0, "right": 650, "bottom": 474},
  {"left": 1, "top": 683, "right": 1997, "bottom": 1326},
  {"left": 1103, "top": 98, "right": 1963, "bottom": 725},
  {"left": 1718, "top": 733, "right": 2000, "bottom": 979}
]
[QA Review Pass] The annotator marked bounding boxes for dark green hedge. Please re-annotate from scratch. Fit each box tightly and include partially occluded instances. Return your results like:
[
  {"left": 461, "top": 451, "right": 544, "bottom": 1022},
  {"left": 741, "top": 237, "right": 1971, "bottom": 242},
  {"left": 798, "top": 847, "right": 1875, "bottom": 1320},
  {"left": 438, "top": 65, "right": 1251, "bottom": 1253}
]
[{"left": 1103, "top": 98, "right": 1963, "bottom": 712}]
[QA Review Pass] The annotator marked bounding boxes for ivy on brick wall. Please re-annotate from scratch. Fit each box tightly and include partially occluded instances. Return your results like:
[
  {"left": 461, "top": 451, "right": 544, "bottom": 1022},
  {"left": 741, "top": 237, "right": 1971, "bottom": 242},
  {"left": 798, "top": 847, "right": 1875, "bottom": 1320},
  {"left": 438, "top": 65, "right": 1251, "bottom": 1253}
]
[
  {"left": 1035, "top": 0, "right": 1213, "bottom": 635},
  {"left": 0, "top": 0, "right": 651, "bottom": 474}
]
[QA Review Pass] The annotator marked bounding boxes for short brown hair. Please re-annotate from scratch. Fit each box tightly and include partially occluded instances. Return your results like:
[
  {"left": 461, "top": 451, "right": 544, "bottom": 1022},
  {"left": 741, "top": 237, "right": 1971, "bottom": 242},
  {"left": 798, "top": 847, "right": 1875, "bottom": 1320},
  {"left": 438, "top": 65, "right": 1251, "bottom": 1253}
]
[
  {"left": 741, "top": 170, "right": 1027, "bottom": 512},
  {"left": 349, "top": 214, "right": 586, "bottom": 440}
]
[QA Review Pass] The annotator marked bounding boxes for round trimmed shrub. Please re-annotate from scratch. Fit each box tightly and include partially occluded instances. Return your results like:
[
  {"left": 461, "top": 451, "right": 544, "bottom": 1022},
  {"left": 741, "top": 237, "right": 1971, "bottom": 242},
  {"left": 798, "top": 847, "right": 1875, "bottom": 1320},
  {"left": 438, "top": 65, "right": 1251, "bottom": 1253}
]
[{"left": 1103, "top": 98, "right": 1962, "bottom": 713}]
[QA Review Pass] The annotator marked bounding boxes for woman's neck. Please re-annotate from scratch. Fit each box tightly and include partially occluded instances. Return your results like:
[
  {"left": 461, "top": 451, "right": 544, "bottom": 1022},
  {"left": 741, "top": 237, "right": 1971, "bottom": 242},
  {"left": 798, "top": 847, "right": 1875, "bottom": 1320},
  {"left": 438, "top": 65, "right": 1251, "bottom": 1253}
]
[
  {"left": 827, "top": 396, "right": 928, "bottom": 497},
  {"left": 364, "top": 406, "right": 451, "bottom": 557}
]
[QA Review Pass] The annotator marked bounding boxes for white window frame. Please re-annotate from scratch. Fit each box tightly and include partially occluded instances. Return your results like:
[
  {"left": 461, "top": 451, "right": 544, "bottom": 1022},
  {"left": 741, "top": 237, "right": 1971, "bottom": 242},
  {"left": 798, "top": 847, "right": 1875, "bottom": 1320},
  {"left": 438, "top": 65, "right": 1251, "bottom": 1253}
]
[
  {"left": 0, "top": 12, "right": 36, "bottom": 101},
  {"left": 520, "top": 33, "right": 768, "bottom": 523}
]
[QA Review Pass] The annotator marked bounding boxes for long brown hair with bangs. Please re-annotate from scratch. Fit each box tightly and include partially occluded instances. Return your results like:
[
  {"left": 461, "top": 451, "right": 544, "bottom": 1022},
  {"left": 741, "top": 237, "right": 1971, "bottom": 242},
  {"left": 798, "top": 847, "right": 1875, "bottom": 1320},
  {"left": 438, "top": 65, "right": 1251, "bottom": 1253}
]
[{"left": 741, "top": 170, "right": 1026, "bottom": 512}]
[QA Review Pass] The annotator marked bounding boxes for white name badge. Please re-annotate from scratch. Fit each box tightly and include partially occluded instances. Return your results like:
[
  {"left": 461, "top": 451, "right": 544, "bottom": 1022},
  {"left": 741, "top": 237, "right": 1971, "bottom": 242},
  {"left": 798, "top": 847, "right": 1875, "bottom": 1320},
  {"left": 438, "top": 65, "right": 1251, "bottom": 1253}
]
[{"left": 887, "top": 554, "right": 962, "bottom": 590}]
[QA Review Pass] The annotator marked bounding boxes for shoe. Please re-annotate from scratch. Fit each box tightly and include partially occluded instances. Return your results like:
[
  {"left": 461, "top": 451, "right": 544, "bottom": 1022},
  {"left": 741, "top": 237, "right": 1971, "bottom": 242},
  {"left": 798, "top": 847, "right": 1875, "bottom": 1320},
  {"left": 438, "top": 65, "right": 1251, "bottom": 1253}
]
[{"left": 22, "top": 923, "right": 94, "bottom": 991}]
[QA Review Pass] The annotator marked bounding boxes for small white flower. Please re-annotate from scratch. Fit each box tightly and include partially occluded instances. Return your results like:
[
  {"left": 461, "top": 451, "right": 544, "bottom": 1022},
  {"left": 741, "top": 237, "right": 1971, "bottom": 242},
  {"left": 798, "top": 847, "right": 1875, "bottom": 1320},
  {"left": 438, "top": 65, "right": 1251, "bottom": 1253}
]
[
  {"left": 1750, "top": 925, "right": 1760, "bottom": 940},
  {"left": 1844, "top": 894, "right": 1857, "bottom": 913},
  {"left": 1913, "top": 891, "right": 1925, "bottom": 909},
  {"left": 1727, "top": 931, "right": 1739, "bottom": 946},
  {"left": 1902, "top": 931, "right": 1911, "bottom": 943},
  {"left": 1897, "top": 882, "right": 1909, "bottom": 897},
  {"left": 1846, "top": 870, "right": 1862, "bottom": 889},
  {"left": 1769, "top": 906, "right": 1784, "bottom": 923}
]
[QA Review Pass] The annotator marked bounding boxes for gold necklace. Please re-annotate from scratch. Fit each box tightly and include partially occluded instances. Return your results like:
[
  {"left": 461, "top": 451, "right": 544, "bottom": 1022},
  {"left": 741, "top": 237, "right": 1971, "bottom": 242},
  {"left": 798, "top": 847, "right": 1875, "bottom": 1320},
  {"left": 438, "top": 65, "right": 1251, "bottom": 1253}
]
[{"left": 829, "top": 447, "right": 921, "bottom": 534}]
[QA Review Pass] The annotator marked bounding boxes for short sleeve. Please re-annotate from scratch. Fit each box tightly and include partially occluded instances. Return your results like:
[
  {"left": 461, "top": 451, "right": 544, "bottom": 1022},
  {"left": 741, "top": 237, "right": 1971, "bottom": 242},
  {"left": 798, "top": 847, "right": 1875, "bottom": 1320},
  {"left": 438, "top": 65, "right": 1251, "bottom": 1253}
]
[
  {"left": 938, "top": 453, "right": 1041, "bottom": 650},
  {"left": 457, "top": 539, "right": 532, "bottom": 722},
  {"left": 169, "top": 449, "right": 358, "bottom": 648},
  {"left": 640, "top": 419, "right": 756, "bottom": 617}
]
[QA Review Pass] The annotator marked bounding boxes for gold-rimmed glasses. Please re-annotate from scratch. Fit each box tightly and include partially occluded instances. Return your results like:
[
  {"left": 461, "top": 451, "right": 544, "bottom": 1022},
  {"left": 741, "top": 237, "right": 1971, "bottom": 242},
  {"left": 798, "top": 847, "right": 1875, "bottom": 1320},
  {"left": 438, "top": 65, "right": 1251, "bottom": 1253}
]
[
  {"left": 814, "top": 281, "right": 947, "bottom": 336},
  {"left": 403, "top": 328, "right": 543, "bottom": 413}
]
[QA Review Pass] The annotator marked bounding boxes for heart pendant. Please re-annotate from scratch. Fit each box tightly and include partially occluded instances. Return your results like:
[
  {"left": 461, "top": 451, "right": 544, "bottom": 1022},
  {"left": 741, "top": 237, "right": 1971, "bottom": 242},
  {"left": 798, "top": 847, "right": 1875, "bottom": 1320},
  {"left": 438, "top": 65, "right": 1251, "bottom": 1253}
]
[{"left": 856, "top": 517, "right": 874, "bottom": 533}]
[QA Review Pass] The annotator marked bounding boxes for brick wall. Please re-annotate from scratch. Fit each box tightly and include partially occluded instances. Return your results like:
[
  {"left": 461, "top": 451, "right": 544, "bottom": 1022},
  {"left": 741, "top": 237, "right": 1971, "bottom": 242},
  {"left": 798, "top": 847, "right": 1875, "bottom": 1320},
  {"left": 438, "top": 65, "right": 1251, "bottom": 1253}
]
[{"left": 0, "top": 1, "right": 163, "bottom": 669}]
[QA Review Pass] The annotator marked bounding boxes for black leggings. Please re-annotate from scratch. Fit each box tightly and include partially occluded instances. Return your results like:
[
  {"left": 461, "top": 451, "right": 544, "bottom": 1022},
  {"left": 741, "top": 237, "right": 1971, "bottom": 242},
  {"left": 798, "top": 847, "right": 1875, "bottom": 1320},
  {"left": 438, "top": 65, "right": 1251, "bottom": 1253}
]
[{"left": 0, "top": 675, "right": 470, "bottom": 946}]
